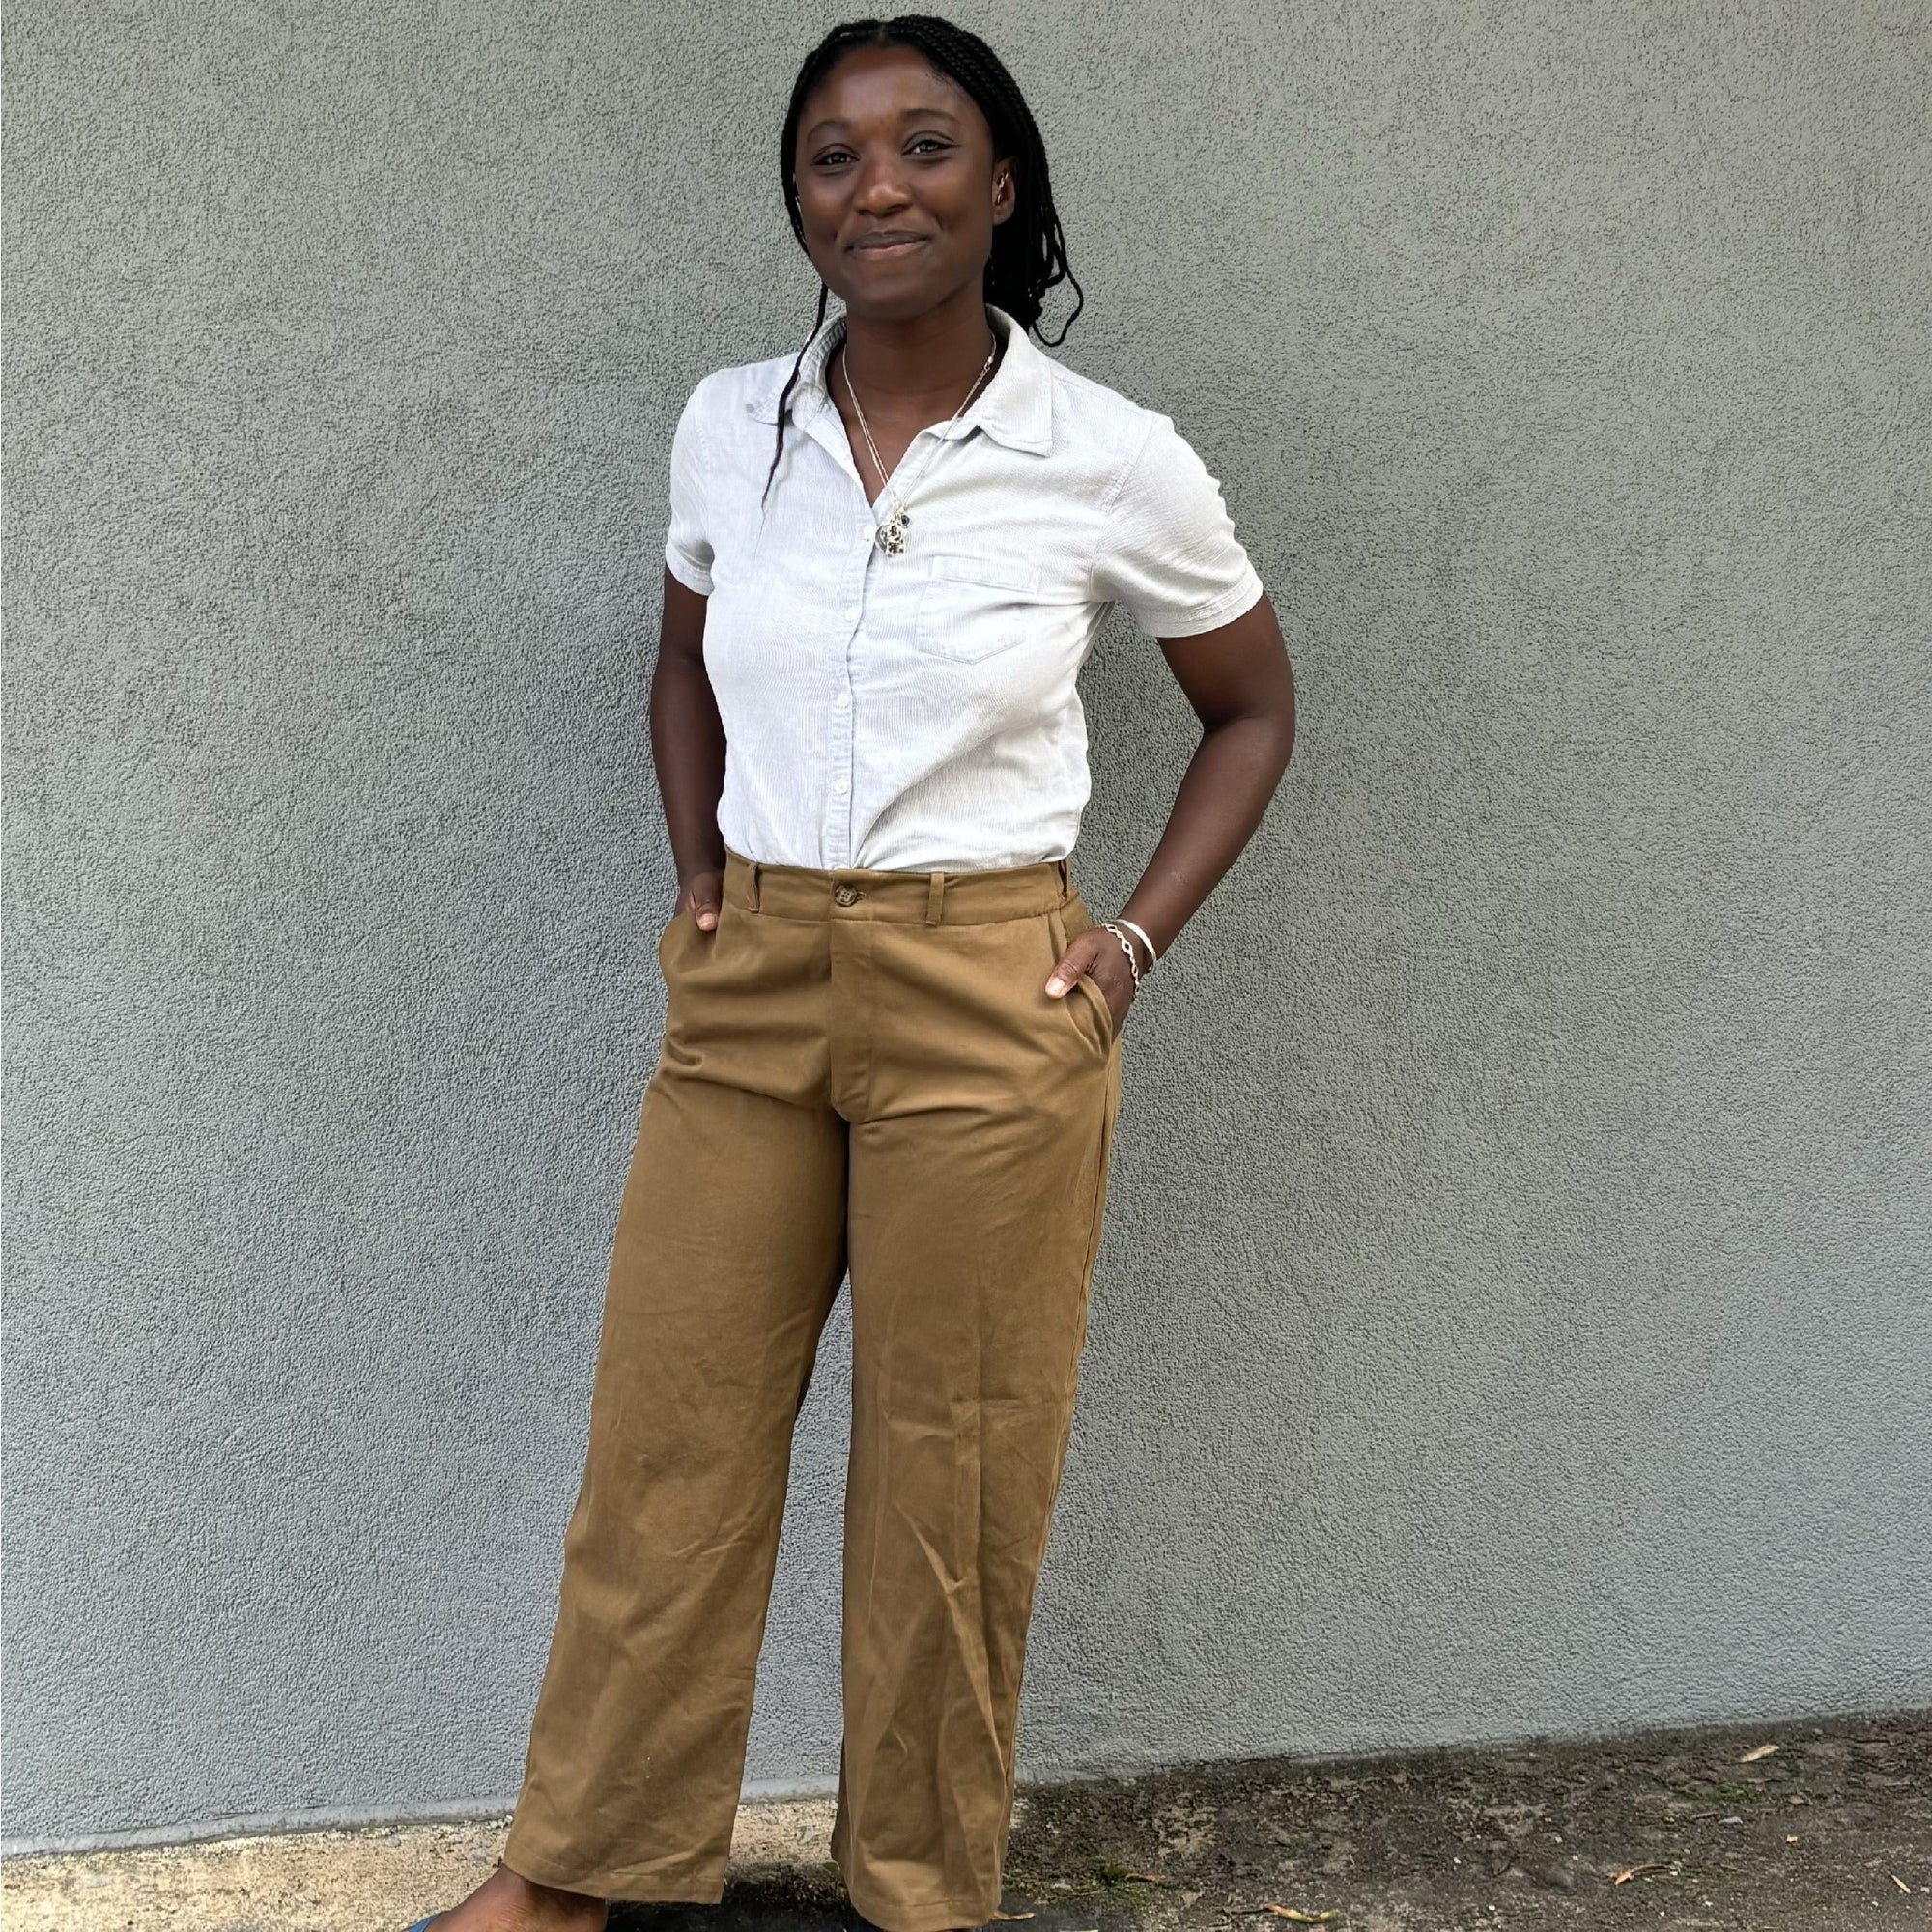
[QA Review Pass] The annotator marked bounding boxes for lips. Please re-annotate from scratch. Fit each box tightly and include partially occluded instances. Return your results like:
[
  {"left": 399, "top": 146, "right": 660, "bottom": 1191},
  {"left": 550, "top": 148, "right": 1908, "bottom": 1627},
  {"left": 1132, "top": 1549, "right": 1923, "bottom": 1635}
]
[{"left": 851, "top": 232, "right": 929, "bottom": 254}]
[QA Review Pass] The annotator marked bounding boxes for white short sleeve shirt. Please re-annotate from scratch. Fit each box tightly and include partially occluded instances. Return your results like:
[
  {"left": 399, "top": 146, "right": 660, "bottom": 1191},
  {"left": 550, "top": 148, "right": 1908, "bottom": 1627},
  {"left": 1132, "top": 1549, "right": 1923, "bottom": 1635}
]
[{"left": 663, "top": 301, "right": 1267, "bottom": 873}]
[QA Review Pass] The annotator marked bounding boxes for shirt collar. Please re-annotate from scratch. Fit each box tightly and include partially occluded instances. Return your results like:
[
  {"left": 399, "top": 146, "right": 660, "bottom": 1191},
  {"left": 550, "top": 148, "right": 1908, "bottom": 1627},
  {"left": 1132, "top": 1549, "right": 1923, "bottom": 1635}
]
[{"left": 744, "top": 302, "right": 1053, "bottom": 456}]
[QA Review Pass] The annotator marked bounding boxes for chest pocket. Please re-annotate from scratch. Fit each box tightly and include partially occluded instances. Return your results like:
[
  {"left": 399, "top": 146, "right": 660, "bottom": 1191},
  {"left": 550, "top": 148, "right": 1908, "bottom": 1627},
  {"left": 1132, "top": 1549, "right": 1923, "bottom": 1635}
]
[{"left": 913, "top": 553, "right": 1042, "bottom": 664}]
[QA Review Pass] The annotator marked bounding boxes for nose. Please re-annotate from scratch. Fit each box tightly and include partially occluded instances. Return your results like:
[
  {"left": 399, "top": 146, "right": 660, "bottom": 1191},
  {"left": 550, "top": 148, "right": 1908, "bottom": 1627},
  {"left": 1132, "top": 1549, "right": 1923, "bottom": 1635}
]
[{"left": 851, "top": 150, "right": 913, "bottom": 213}]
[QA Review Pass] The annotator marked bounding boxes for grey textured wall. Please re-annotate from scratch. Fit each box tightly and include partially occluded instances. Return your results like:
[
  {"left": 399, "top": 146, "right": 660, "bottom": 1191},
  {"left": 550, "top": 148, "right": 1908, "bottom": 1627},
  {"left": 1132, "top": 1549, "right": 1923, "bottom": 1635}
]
[{"left": 7, "top": 0, "right": 1929, "bottom": 1852}]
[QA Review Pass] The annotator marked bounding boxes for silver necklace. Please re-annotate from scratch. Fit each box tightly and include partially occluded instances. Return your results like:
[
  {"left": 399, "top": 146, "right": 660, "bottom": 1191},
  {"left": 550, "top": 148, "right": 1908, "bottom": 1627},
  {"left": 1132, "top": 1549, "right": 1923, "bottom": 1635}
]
[{"left": 838, "top": 331, "right": 998, "bottom": 555}]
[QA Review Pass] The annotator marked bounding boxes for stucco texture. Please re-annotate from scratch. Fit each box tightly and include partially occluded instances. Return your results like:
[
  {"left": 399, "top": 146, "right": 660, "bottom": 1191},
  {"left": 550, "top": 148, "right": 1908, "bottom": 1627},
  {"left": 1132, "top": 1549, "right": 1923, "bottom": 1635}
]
[{"left": 5, "top": 0, "right": 1929, "bottom": 1853}]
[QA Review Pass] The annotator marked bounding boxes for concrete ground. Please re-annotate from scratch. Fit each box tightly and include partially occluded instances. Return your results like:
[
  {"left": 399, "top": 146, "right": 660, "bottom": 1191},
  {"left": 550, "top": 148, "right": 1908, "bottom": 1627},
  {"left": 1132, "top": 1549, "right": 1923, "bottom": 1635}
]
[{"left": 6, "top": 1711, "right": 1927, "bottom": 1932}]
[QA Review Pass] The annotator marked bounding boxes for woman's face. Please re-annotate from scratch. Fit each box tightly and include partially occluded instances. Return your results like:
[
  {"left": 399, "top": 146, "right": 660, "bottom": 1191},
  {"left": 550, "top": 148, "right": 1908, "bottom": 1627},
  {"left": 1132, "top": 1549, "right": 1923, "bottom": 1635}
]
[{"left": 792, "top": 43, "right": 1016, "bottom": 324}]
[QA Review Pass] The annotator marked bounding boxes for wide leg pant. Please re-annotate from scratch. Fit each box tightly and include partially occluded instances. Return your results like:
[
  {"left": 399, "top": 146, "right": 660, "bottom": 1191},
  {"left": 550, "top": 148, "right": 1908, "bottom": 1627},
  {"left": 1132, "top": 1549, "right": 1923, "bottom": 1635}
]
[{"left": 500, "top": 844, "right": 1124, "bottom": 1932}]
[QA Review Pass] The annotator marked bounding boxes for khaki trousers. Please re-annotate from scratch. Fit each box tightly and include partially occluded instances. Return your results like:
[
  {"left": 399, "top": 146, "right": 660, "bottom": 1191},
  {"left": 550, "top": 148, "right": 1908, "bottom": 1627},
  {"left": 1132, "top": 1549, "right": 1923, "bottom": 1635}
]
[{"left": 501, "top": 844, "right": 1124, "bottom": 1932}]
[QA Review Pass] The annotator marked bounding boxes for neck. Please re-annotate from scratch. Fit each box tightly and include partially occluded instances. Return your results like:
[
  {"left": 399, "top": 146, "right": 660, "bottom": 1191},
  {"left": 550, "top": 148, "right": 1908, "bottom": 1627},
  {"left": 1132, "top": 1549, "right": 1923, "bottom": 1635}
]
[{"left": 836, "top": 289, "right": 1003, "bottom": 416}]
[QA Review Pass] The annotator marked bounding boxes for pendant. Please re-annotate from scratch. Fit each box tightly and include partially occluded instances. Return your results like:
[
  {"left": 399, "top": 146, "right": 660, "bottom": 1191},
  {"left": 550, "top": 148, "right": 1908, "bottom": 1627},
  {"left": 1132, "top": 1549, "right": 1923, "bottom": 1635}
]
[{"left": 874, "top": 500, "right": 909, "bottom": 554}]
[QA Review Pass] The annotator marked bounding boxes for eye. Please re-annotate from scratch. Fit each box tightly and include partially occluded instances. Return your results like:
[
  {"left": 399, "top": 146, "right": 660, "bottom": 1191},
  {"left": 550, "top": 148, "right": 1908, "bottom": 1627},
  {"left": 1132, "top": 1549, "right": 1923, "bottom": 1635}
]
[
  {"left": 813, "top": 147, "right": 855, "bottom": 167},
  {"left": 908, "top": 137, "right": 952, "bottom": 156}
]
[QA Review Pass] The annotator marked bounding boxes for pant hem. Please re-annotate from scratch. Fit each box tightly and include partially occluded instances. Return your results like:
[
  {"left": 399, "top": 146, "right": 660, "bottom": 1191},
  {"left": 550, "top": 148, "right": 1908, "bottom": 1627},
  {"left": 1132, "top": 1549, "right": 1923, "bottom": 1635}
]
[
  {"left": 498, "top": 1842, "right": 728, "bottom": 1904},
  {"left": 843, "top": 1878, "right": 997, "bottom": 1932}
]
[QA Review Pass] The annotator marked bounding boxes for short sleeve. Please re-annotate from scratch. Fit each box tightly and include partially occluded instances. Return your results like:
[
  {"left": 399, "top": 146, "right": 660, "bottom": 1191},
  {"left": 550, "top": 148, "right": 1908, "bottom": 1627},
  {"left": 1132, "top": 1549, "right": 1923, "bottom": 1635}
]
[
  {"left": 1090, "top": 413, "right": 1264, "bottom": 638},
  {"left": 663, "top": 377, "right": 715, "bottom": 596}
]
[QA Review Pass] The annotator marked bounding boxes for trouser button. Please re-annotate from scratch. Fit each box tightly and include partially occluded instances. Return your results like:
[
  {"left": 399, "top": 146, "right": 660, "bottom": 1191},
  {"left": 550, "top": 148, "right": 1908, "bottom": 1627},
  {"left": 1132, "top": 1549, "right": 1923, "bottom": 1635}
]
[{"left": 833, "top": 884, "right": 863, "bottom": 905}]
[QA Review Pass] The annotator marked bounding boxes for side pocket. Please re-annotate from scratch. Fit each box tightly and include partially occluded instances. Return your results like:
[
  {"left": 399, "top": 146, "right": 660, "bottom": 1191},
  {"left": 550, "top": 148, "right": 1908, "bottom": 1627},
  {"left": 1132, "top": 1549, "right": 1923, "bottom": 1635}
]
[
  {"left": 657, "top": 906, "right": 684, "bottom": 976},
  {"left": 1070, "top": 965, "right": 1117, "bottom": 1048},
  {"left": 1045, "top": 902, "right": 1115, "bottom": 1053}
]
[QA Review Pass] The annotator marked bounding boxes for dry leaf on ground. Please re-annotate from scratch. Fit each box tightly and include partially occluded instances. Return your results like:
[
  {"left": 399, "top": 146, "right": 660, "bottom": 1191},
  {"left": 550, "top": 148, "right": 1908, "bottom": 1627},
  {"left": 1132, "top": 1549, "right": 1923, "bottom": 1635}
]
[{"left": 1612, "top": 1861, "right": 1671, "bottom": 1884}]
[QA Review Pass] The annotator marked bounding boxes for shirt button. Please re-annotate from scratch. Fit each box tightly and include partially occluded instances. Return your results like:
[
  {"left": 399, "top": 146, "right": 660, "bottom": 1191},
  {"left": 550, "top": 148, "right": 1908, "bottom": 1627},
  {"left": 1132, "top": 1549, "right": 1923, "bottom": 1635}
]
[
  {"left": 833, "top": 775, "right": 850, "bottom": 795},
  {"left": 835, "top": 691, "right": 852, "bottom": 710}
]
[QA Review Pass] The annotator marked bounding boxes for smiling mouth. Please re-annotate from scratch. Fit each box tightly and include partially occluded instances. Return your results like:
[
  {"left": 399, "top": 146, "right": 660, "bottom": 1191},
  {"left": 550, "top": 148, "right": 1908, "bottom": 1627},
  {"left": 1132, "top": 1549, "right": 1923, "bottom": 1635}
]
[{"left": 851, "top": 236, "right": 929, "bottom": 257}]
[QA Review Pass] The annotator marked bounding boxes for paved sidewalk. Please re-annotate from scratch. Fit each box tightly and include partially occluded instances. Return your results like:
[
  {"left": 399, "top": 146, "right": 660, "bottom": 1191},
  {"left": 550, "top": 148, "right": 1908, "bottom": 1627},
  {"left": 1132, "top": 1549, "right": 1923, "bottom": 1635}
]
[{"left": 5, "top": 1711, "right": 1926, "bottom": 1931}]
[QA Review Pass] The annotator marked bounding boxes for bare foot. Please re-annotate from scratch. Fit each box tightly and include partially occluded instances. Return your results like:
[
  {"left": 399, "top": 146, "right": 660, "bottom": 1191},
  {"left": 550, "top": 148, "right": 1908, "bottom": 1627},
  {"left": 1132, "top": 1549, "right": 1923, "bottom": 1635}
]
[{"left": 416, "top": 1861, "right": 609, "bottom": 1932}]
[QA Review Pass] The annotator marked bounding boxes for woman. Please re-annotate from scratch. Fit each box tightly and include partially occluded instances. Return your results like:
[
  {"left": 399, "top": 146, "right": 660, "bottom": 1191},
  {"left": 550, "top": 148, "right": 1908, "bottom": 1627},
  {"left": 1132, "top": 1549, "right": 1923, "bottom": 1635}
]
[{"left": 408, "top": 15, "right": 1293, "bottom": 1932}]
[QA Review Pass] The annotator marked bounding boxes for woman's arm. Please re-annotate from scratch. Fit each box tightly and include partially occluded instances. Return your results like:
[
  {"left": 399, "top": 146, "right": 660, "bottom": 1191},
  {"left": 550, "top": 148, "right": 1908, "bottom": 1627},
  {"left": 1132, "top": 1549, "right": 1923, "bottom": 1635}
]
[
  {"left": 651, "top": 567, "right": 729, "bottom": 931},
  {"left": 1045, "top": 592, "right": 1297, "bottom": 1029}
]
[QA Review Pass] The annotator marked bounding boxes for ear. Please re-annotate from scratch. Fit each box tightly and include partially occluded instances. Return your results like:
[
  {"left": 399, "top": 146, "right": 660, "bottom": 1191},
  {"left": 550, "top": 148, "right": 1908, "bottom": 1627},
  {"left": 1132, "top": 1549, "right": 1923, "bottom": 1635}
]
[{"left": 992, "top": 160, "right": 1018, "bottom": 224}]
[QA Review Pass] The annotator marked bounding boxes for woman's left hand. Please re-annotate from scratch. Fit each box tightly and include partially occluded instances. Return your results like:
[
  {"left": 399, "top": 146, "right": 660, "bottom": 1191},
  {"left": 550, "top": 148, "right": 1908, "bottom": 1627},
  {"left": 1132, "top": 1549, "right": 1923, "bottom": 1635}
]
[{"left": 1045, "top": 930, "right": 1137, "bottom": 1039}]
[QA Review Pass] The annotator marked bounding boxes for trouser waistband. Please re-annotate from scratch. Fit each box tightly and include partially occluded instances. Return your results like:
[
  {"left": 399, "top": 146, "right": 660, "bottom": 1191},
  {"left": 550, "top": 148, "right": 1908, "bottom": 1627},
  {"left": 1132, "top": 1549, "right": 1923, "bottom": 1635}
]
[{"left": 722, "top": 844, "right": 1074, "bottom": 925}]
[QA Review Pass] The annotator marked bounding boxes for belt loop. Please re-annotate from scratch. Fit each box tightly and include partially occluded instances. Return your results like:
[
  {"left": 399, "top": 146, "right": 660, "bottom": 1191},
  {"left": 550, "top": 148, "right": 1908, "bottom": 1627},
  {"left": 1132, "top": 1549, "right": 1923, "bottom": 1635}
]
[
  {"left": 924, "top": 869, "right": 946, "bottom": 925},
  {"left": 748, "top": 858, "right": 762, "bottom": 913},
  {"left": 1055, "top": 855, "right": 1071, "bottom": 901}
]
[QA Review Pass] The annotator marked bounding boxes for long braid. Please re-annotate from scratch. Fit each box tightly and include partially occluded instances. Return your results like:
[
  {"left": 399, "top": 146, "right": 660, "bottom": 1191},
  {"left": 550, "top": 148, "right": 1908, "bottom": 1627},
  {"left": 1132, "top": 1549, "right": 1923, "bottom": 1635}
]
[
  {"left": 762, "top": 14, "right": 1084, "bottom": 507},
  {"left": 762, "top": 278, "right": 832, "bottom": 505}
]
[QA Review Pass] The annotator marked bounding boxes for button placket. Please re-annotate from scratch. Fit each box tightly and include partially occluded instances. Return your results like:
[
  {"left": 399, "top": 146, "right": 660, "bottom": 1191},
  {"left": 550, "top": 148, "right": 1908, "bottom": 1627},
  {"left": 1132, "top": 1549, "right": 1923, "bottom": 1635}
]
[{"left": 826, "top": 553, "right": 867, "bottom": 866}]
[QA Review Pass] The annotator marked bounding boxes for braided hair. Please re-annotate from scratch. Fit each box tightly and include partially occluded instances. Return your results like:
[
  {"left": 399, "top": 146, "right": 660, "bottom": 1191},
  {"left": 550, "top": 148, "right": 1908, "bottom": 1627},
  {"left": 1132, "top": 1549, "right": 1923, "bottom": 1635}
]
[{"left": 761, "top": 14, "right": 1084, "bottom": 505}]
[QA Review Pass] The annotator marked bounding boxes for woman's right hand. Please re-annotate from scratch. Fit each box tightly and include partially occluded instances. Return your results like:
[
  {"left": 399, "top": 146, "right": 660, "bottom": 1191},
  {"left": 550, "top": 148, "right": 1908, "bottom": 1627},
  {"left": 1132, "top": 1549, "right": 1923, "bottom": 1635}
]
[{"left": 676, "top": 868, "right": 725, "bottom": 934}]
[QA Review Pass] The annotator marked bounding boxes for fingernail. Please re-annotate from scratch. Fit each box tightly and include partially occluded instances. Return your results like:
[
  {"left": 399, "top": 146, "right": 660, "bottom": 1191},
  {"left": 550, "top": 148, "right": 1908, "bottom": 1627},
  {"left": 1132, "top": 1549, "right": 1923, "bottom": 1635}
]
[{"left": 1045, "top": 975, "right": 1065, "bottom": 994}]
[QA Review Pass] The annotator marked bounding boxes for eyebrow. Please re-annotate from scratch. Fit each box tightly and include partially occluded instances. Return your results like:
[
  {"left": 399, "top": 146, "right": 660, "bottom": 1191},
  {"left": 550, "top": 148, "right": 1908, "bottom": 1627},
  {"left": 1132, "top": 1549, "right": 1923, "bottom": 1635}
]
[{"left": 802, "top": 105, "right": 963, "bottom": 141}]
